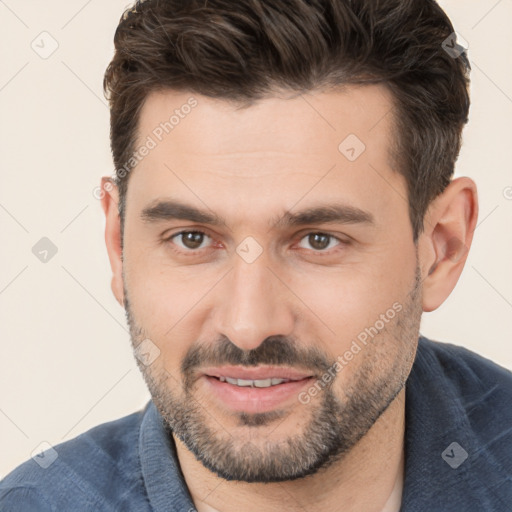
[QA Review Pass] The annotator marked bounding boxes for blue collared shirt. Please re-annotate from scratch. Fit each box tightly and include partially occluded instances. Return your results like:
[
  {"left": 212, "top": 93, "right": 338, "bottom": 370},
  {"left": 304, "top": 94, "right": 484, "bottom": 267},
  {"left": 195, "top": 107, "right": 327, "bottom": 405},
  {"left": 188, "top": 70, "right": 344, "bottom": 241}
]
[{"left": 1, "top": 335, "right": 511, "bottom": 511}]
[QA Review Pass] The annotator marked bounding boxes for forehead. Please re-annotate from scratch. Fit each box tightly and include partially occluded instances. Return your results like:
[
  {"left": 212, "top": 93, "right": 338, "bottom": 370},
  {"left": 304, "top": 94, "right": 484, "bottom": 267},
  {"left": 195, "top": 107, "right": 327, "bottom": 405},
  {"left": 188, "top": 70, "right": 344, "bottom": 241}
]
[
  {"left": 126, "top": 84, "right": 406, "bottom": 231},
  {"left": 136, "top": 84, "right": 395, "bottom": 165}
]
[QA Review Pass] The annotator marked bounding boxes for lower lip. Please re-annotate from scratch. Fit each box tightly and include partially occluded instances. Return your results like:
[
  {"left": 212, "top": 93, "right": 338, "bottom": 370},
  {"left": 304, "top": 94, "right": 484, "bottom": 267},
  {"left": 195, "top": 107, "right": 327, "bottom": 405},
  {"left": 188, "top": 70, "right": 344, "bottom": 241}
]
[{"left": 203, "top": 375, "right": 313, "bottom": 414}]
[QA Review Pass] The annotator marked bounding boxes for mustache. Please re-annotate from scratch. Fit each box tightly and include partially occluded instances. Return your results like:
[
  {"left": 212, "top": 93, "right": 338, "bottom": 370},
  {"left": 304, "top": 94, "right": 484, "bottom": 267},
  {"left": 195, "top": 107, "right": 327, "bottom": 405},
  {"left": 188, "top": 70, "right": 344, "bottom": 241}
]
[{"left": 181, "top": 335, "right": 332, "bottom": 382}]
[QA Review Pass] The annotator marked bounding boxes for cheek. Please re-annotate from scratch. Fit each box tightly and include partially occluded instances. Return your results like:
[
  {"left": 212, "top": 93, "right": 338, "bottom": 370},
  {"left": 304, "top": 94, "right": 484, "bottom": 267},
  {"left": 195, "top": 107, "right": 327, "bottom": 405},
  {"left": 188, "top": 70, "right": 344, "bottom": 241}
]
[
  {"left": 124, "top": 251, "right": 219, "bottom": 355},
  {"left": 124, "top": 251, "right": 182, "bottom": 329},
  {"left": 130, "top": 278, "right": 197, "bottom": 335},
  {"left": 296, "top": 265, "right": 404, "bottom": 343},
  {"left": 125, "top": 232, "right": 181, "bottom": 293}
]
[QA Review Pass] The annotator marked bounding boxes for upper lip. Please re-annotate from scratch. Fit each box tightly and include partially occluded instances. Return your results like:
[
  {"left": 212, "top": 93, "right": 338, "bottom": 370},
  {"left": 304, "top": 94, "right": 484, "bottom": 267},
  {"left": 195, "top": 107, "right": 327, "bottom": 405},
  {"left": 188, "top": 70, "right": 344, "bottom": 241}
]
[{"left": 202, "top": 366, "right": 314, "bottom": 381}]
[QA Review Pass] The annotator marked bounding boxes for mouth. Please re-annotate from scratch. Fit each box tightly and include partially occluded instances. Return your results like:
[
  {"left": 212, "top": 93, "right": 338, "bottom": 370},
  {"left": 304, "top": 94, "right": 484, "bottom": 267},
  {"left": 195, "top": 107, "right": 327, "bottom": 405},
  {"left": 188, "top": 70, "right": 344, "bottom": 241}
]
[
  {"left": 200, "top": 366, "right": 315, "bottom": 414},
  {"left": 215, "top": 376, "right": 299, "bottom": 388}
]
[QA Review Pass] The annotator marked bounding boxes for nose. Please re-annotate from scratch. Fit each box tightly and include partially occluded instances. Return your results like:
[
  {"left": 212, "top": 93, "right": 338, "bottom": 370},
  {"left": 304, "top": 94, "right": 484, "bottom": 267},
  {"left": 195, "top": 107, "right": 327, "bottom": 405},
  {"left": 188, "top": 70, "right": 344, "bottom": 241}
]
[{"left": 213, "top": 252, "right": 295, "bottom": 352}]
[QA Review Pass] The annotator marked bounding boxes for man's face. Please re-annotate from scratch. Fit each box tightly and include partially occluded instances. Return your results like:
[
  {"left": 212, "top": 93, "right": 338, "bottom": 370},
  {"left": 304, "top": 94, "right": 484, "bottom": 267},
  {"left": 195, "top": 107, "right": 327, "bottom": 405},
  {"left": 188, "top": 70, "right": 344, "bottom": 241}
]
[{"left": 120, "top": 85, "right": 423, "bottom": 482}]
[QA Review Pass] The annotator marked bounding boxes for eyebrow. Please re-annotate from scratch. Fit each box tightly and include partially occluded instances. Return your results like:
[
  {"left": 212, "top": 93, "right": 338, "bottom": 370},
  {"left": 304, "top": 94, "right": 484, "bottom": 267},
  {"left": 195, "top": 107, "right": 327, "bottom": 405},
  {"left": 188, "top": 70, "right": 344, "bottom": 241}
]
[{"left": 140, "top": 199, "right": 375, "bottom": 229}]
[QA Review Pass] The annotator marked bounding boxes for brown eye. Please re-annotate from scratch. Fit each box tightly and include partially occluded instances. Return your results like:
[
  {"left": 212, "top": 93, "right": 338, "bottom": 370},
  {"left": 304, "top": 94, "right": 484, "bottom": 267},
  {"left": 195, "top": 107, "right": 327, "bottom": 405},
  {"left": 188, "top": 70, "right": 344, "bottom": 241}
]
[
  {"left": 297, "top": 233, "right": 341, "bottom": 252},
  {"left": 170, "top": 231, "right": 211, "bottom": 250}
]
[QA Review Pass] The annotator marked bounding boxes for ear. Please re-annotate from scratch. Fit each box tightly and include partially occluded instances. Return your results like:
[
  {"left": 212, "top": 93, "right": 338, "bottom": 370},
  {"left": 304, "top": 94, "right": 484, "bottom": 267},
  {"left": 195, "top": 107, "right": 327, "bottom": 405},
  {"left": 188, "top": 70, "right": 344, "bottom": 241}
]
[
  {"left": 100, "top": 177, "right": 125, "bottom": 308},
  {"left": 418, "top": 177, "right": 479, "bottom": 312}
]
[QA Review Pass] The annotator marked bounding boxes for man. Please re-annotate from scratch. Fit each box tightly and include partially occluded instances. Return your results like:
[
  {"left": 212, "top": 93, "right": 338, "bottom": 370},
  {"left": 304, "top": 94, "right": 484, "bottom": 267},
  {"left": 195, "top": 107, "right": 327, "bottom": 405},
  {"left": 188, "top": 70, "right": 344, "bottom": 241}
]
[{"left": 1, "top": 0, "right": 511, "bottom": 510}]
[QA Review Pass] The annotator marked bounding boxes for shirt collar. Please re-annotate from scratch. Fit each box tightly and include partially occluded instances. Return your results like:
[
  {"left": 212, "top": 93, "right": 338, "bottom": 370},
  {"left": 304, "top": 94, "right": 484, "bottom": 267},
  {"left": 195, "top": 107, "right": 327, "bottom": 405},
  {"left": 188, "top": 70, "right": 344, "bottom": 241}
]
[{"left": 139, "top": 400, "right": 196, "bottom": 512}]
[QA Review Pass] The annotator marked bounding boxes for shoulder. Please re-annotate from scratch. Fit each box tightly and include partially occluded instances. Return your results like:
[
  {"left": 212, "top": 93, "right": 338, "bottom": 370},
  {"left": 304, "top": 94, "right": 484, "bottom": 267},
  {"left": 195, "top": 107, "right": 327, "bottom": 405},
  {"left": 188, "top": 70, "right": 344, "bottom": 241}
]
[
  {"left": 417, "top": 335, "right": 512, "bottom": 398},
  {"left": 0, "top": 405, "right": 151, "bottom": 511},
  {"left": 416, "top": 335, "right": 512, "bottom": 455},
  {"left": 402, "top": 336, "right": 512, "bottom": 510}
]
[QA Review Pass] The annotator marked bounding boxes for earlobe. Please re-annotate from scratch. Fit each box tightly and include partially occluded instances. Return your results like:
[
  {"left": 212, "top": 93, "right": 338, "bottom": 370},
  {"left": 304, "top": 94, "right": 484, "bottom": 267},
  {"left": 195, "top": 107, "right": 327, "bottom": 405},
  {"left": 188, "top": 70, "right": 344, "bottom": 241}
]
[
  {"left": 100, "top": 177, "right": 125, "bottom": 308},
  {"left": 420, "top": 177, "right": 478, "bottom": 312}
]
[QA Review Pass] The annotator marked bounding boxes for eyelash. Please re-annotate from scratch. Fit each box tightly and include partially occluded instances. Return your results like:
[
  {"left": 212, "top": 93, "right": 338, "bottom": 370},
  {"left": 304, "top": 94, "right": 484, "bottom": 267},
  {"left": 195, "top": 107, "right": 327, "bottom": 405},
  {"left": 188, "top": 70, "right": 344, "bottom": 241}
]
[{"left": 163, "top": 230, "right": 348, "bottom": 256}]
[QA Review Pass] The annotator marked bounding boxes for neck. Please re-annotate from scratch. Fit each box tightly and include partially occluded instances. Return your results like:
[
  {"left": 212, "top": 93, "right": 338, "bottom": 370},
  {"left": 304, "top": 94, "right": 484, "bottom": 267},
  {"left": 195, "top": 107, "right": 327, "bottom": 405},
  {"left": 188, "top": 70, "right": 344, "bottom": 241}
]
[{"left": 173, "top": 387, "right": 406, "bottom": 512}]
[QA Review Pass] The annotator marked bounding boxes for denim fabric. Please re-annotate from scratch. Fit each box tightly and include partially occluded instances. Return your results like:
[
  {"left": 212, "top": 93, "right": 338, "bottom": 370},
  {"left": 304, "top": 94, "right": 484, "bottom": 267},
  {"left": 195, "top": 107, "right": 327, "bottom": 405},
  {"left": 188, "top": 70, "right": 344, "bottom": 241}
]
[{"left": 1, "top": 335, "right": 511, "bottom": 511}]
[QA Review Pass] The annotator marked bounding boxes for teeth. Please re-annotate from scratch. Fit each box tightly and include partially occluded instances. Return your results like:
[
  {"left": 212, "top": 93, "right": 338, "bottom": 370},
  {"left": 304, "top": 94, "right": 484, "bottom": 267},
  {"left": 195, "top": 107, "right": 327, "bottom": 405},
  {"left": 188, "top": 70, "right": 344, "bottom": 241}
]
[
  {"left": 218, "top": 376, "right": 290, "bottom": 388},
  {"left": 254, "top": 379, "right": 272, "bottom": 388}
]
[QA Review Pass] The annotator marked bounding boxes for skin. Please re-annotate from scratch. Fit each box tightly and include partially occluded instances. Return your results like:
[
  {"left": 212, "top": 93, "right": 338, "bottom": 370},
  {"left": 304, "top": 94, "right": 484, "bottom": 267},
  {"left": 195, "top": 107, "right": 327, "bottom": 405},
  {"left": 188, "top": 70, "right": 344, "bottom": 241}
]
[{"left": 101, "top": 84, "right": 478, "bottom": 512}]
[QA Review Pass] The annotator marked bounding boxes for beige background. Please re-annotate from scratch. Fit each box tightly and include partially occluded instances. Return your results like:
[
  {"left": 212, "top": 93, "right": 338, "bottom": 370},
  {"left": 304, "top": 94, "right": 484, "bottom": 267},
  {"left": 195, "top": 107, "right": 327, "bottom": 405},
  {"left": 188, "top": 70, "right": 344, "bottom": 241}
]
[{"left": 1, "top": 0, "right": 511, "bottom": 478}]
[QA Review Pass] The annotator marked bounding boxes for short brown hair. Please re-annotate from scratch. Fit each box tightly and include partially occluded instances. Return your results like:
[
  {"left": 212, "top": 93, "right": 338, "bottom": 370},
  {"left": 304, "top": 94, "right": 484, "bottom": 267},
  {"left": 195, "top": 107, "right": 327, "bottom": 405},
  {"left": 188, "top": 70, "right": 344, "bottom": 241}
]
[{"left": 103, "top": 0, "right": 470, "bottom": 243}]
